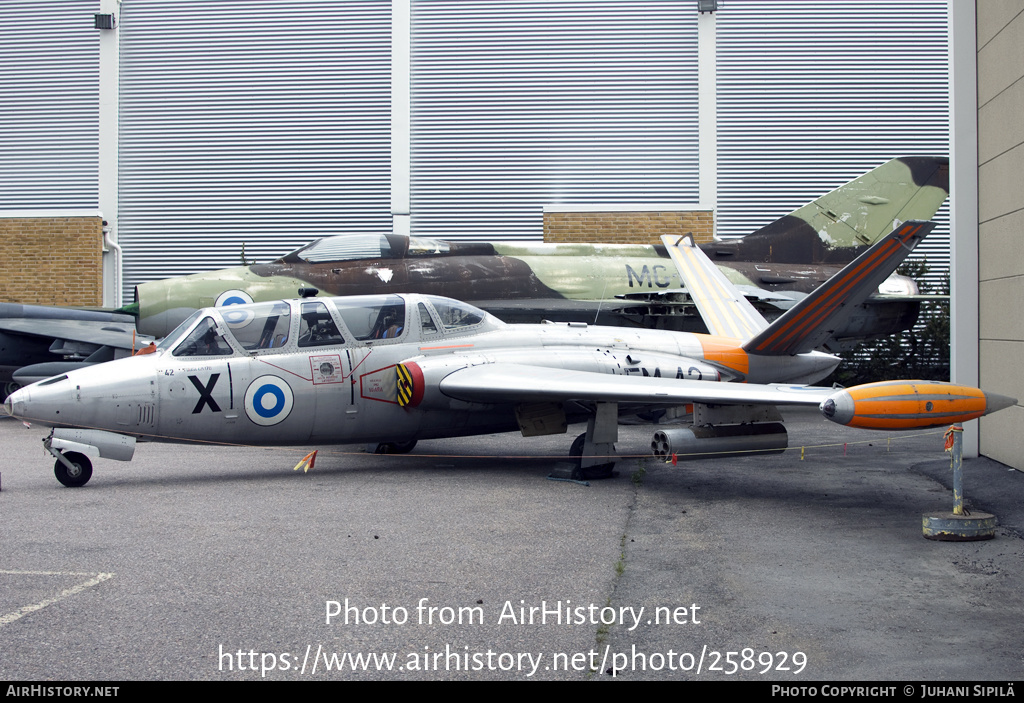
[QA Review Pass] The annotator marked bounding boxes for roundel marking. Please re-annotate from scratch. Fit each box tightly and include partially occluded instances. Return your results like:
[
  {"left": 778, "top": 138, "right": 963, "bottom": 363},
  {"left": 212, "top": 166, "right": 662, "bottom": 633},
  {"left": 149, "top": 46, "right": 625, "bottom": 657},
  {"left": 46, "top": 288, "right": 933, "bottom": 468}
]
[
  {"left": 215, "top": 289, "right": 254, "bottom": 307},
  {"left": 244, "top": 375, "right": 294, "bottom": 426},
  {"left": 396, "top": 362, "right": 424, "bottom": 408},
  {"left": 216, "top": 289, "right": 256, "bottom": 328}
]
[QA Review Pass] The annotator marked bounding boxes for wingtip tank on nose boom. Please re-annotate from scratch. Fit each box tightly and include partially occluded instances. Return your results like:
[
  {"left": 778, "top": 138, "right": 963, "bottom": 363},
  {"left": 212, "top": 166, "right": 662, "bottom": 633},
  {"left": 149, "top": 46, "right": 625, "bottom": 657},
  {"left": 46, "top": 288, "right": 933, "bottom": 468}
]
[{"left": 820, "top": 381, "right": 1017, "bottom": 430}]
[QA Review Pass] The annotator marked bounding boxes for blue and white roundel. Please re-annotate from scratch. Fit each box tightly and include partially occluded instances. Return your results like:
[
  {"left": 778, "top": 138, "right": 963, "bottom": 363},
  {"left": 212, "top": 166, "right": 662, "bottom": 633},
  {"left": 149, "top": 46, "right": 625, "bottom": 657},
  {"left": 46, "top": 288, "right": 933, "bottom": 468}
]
[
  {"left": 216, "top": 289, "right": 255, "bottom": 329},
  {"left": 215, "top": 289, "right": 253, "bottom": 307},
  {"left": 244, "top": 376, "right": 294, "bottom": 426}
]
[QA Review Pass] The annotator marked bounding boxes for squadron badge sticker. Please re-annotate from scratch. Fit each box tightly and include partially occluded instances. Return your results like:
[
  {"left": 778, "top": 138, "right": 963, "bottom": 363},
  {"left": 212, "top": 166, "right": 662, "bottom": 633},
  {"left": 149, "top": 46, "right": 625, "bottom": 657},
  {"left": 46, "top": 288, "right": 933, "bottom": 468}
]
[{"left": 310, "top": 354, "right": 343, "bottom": 385}]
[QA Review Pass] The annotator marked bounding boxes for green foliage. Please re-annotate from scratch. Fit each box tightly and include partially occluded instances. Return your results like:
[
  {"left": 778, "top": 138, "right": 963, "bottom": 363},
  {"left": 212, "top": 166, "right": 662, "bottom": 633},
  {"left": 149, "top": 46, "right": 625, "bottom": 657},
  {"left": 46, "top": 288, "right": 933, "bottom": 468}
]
[
  {"left": 630, "top": 463, "right": 646, "bottom": 486},
  {"left": 825, "top": 259, "right": 950, "bottom": 386}
]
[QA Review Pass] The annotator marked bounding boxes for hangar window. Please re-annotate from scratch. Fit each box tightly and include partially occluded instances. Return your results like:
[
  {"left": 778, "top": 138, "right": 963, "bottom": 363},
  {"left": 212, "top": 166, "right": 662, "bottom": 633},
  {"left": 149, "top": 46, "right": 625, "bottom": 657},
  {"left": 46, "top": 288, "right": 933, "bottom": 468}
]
[{"left": 173, "top": 317, "right": 234, "bottom": 357}]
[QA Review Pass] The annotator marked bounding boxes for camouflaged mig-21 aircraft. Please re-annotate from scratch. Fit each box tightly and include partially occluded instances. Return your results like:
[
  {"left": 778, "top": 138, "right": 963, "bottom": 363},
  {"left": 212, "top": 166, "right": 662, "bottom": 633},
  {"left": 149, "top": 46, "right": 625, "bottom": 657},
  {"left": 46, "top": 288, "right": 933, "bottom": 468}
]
[
  {"left": 7, "top": 219, "right": 1013, "bottom": 489},
  {"left": 132, "top": 157, "right": 949, "bottom": 353}
]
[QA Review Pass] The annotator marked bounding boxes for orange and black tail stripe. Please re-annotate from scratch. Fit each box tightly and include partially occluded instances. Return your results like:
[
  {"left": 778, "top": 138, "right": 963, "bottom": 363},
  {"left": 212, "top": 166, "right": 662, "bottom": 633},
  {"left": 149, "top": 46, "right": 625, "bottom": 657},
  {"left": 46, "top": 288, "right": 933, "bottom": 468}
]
[{"left": 744, "top": 221, "right": 931, "bottom": 356}]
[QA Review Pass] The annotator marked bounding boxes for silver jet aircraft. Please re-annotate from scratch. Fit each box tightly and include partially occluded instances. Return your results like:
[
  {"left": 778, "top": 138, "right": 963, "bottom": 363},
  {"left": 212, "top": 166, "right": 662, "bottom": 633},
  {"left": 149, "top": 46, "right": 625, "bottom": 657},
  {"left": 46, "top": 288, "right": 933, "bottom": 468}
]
[{"left": 5, "top": 221, "right": 1014, "bottom": 488}]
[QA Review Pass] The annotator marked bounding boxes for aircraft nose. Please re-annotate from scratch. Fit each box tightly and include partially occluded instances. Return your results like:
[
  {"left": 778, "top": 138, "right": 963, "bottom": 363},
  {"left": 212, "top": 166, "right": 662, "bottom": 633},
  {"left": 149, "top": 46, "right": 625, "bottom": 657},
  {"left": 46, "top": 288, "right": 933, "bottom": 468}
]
[
  {"left": 5, "top": 386, "right": 27, "bottom": 419},
  {"left": 4, "top": 374, "right": 78, "bottom": 426}
]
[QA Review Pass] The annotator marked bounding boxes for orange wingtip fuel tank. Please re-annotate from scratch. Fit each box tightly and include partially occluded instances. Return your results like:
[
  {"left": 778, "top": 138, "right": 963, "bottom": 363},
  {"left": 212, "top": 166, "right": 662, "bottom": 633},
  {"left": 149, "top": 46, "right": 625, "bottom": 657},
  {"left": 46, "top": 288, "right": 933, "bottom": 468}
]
[{"left": 820, "top": 381, "right": 1016, "bottom": 430}]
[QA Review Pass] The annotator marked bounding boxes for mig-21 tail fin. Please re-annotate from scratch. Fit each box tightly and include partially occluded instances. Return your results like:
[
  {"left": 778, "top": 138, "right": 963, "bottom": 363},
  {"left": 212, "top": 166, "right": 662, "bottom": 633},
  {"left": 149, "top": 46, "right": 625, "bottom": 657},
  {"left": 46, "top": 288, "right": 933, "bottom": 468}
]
[{"left": 707, "top": 157, "right": 948, "bottom": 264}]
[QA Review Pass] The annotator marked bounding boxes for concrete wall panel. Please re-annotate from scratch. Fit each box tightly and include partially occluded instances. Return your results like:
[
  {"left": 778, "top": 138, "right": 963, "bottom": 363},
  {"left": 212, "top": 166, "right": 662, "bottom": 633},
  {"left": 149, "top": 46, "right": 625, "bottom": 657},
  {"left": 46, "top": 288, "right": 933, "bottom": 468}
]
[
  {"left": 978, "top": 69, "right": 1024, "bottom": 164},
  {"left": 979, "top": 209, "right": 1024, "bottom": 282},
  {"left": 977, "top": 6, "right": 1024, "bottom": 105},
  {"left": 979, "top": 277, "right": 1024, "bottom": 341},
  {"left": 980, "top": 404, "right": 1024, "bottom": 468},
  {"left": 977, "top": 1, "right": 1024, "bottom": 469},
  {"left": 978, "top": 143, "right": 1024, "bottom": 221},
  {"left": 976, "top": 0, "right": 1024, "bottom": 47}
]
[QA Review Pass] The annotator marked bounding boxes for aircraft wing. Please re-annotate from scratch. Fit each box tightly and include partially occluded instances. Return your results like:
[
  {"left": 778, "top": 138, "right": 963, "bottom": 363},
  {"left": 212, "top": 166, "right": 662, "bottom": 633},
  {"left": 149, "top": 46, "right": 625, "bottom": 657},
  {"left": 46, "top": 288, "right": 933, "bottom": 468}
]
[
  {"left": 0, "top": 303, "right": 153, "bottom": 388},
  {"left": 438, "top": 362, "right": 831, "bottom": 407},
  {"left": 0, "top": 317, "right": 142, "bottom": 350}
]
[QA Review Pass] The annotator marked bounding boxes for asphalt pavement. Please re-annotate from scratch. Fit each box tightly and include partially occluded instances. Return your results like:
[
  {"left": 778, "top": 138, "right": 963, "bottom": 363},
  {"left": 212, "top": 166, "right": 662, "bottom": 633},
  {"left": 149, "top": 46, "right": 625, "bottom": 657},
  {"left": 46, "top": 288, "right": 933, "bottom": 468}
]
[{"left": 1, "top": 409, "right": 1022, "bottom": 681}]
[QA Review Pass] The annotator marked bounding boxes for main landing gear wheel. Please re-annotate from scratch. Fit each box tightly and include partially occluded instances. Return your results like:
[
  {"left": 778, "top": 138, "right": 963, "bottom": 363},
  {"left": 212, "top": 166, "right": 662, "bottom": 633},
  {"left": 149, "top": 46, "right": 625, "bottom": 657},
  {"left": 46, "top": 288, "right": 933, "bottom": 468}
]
[
  {"left": 54, "top": 451, "right": 93, "bottom": 488},
  {"left": 373, "top": 440, "right": 418, "bottom": 455},
  {"left": 570, "top": 432, "right": 616, "bottom": 481}
]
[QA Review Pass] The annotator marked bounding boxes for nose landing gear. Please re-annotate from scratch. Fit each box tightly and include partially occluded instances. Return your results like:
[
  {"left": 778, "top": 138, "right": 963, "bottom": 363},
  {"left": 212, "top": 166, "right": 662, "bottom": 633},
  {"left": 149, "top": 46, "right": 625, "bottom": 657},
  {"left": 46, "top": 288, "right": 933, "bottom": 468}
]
[
  {"left": 53, "top": 451, "right": 93, "bottom": 488},
  {"left": 41, "top": 428, "right": 136, "bottom": 487}
]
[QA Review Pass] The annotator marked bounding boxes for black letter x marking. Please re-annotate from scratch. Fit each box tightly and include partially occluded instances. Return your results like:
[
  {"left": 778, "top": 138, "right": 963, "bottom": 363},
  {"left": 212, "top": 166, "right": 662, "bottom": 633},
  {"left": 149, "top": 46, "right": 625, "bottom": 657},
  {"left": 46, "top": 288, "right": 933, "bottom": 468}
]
[{"left": 188, "top": 374, "right": 222, "bottom": 414}]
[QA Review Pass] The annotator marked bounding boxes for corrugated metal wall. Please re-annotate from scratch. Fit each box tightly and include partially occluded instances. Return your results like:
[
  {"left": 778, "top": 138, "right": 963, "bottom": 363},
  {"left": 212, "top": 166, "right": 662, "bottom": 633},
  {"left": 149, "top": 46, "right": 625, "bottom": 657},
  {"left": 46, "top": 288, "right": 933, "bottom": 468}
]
[
  {"left": 410, "top": 1, "right": 700, "bottom": 240},
  {"left": 2, "top": 1, "right": 951, "bottom": 293},
  {"left": 716, "top": 0, "right": 950, "bottom": 286},
  {"left": 117, "top": 0, "right": 392, "bottom": 297},
  {"left": 0, "top": 1, "right": 99, "bottom": 209}
]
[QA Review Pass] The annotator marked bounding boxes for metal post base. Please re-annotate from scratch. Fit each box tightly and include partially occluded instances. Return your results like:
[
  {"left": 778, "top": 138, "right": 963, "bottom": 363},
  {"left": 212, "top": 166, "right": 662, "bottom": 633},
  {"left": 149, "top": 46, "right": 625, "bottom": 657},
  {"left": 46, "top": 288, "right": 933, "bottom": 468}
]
[{"left": 922, "top": 512, "right": 997, "bottom": 541}]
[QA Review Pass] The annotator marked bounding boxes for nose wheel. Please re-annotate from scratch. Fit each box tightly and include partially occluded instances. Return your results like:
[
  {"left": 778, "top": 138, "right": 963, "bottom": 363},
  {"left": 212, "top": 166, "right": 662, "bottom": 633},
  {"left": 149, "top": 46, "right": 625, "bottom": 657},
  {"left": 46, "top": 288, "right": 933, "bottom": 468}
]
[
  {"left": 54, "top": 451, "right": 93, "bottom": 488},
  {"left": 372, "top": 440, "right": 418, "bottom": 454}
]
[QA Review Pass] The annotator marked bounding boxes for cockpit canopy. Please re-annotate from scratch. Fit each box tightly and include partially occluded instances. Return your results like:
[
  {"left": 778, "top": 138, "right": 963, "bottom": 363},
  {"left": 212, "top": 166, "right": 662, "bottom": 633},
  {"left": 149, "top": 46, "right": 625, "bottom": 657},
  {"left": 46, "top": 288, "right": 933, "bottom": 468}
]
[
  {"left": 279, "top": 234, "right": 453, "bottom": 264},
  {"left": 158, "top": 294, "right": 499, "bottom": 358},
  {"left": 275, "top": 233, "right": 496, "bottom": 264}
]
